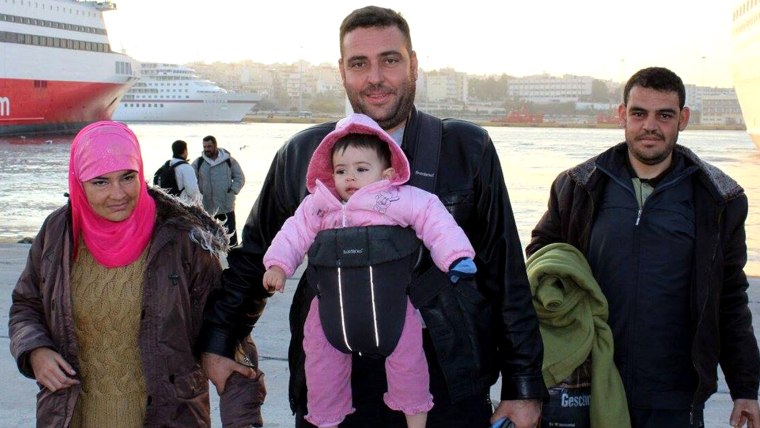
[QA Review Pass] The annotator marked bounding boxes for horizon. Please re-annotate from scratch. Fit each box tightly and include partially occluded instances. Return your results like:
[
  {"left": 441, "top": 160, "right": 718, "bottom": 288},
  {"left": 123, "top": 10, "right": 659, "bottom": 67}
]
[{"left": 104, "top": 1, "right": 738, "bottom": 88}]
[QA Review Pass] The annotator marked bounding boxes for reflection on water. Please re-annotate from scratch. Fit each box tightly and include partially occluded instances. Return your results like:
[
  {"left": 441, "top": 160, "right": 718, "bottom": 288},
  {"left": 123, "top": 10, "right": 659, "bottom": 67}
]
[{"left": 1, "top": 123, "right": 758, "bottom": 276}]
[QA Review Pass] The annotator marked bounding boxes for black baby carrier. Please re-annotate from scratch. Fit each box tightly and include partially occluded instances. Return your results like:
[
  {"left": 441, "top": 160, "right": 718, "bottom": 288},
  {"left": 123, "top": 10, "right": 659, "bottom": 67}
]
[{"left": 306, "top": 225, "right": 421, "bottom": 357}]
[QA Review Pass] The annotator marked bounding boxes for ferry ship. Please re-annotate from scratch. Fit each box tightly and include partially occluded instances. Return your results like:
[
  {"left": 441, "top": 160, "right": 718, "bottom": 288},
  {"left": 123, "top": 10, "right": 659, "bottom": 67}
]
[
  {"left": 0, "top": 0, "right": 139, "bottom": 136},
  {"left": 731, "top": 0, "right": 760, "bottom": 150},
  {"left": 112, "top": 63, "right": 260, "bottom": 122}
]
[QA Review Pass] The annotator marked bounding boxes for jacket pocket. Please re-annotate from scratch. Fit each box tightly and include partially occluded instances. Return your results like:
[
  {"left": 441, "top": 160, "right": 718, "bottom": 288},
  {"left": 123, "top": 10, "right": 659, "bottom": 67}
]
[
  {"left": 439, "top": 190, "right": 475, "bottom": 223},
  {"left": 173, "top": 368, "right": 208, "bottom": 399},
  {"left": 36, "top": 386, "right": 76, "bottom": 427}
]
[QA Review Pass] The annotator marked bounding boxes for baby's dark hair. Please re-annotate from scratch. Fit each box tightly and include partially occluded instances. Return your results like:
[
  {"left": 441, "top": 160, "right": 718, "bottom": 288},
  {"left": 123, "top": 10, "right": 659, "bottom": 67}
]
[{"left": 331, "top": 133, "right": 392, "bottom": 169}]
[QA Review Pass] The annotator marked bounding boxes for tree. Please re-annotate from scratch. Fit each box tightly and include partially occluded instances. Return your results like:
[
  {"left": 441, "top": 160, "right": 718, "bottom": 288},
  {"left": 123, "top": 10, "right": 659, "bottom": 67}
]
[
  {"left": 468, "top": 74, "right": 511, "bottom": 102},
  {"left": 591, "top": 79, "right": 611, "bottom": 102},
  {"left": 309, "top": 92, "right": 344, "bottom": 115}
]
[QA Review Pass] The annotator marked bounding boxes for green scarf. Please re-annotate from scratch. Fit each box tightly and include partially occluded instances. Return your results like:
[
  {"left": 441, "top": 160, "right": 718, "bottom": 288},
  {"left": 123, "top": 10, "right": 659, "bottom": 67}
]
[{"left": 527, "top": 242, "right": 630, "bottom": 428}]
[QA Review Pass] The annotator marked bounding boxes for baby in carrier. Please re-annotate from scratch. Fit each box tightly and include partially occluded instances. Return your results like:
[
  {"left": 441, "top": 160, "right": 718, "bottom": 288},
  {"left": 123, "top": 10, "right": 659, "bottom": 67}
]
[{"left": 263, "top": 113, "right": 476, "bottom": 428}]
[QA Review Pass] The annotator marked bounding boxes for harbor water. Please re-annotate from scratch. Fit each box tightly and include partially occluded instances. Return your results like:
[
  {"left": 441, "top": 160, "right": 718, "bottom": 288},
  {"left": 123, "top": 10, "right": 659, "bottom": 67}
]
[{"left": 1, "top": 123, "right": 759, "bottom": 276}]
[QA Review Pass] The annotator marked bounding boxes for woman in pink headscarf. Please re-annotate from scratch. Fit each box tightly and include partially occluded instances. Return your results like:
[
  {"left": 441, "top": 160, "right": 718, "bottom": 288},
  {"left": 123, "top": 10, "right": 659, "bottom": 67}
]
[{"left": 9, "top": 121, "right": 264, "bottom": 427}]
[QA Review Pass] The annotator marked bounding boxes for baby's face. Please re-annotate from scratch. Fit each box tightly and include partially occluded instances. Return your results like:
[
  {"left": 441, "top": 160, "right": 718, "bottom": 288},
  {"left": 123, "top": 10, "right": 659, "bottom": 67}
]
[{"left": 332, "top": 146, "right": 391, "bottom": 201}]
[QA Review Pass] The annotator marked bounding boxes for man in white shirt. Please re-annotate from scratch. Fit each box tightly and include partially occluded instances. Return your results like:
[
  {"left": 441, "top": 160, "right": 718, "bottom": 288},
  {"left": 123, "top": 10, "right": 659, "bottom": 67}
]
[{"left": 171, "top": 140, "right": 202, "bottom": 206}]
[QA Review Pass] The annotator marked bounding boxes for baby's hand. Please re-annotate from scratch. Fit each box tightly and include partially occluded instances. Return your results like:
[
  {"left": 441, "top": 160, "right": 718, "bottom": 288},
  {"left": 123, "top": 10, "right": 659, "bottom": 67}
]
[{"left": 263, "top": 266, "right": 286, "bottom": 293}]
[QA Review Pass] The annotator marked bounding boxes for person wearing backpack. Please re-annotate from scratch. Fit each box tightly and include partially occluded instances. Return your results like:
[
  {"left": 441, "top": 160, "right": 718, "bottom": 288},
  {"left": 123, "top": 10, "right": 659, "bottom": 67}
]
[
  {"left": 192, "top": 135, "right": 246, "bottom": 246},
  {"left": 153, "top": 140, "right": 201, "bottom": 206}
]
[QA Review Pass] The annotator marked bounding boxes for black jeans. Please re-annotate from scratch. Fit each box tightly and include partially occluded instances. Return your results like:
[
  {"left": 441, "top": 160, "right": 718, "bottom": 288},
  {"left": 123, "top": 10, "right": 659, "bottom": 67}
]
[
  {"left": 294, "top": 331, "right": 493, "bottom": 428},
  {"left": 215, "top": 211, "right": 237, "bottom": 246},
  {"left": 629, "top": 407, "right": 704, "bottom": 428}
]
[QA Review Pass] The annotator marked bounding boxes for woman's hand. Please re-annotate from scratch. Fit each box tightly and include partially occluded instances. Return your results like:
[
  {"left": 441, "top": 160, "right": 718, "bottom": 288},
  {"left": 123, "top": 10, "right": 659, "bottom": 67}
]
[{"left": 29, "top": 347, "right": 80, "bottom": 392}]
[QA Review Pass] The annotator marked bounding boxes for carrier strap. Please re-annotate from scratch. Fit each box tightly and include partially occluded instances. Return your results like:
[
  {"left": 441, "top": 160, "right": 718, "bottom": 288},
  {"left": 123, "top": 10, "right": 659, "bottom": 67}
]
[
  {"left": 408, "top": 112, "right": 443, "bottom": 194},
  {"left": 405, "top": 112, "right": 449, "bottom": 308}
]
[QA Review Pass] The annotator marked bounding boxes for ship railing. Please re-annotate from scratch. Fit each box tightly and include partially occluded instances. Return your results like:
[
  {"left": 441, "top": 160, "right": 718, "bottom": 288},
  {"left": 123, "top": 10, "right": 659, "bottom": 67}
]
[{"left": 79, "top": 1, "right": 118, "bottom": 12}]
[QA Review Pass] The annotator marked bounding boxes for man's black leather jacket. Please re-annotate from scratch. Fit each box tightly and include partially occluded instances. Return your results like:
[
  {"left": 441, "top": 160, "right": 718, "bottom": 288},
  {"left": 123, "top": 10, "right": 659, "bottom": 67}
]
[{"left": 199, "top": 108, "right": 548, "bottom": 409}]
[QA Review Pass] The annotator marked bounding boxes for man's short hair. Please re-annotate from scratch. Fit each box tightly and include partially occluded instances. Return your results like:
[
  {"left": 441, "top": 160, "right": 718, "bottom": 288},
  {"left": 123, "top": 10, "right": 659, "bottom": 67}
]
[
  {"left": 623, "top": 67, "right": 686, "bottom": 109},
  {"left": 331, "top": 133, "right": 392, "bottom": 170},
  {"left": 339, "top": 6, "right": 412, "bottom": 56},
  {"left": 202, "top": 135, "right": 217, "bottom": 146},
  {"left": 172, "top": 139, "right": 187, "bottom": 157}
]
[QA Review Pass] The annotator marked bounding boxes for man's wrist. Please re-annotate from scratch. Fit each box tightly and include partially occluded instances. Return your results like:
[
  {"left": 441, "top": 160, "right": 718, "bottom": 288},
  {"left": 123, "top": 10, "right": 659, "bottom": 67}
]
[{"left": 197, "top": 326, "right": 237, "bottom": 358}]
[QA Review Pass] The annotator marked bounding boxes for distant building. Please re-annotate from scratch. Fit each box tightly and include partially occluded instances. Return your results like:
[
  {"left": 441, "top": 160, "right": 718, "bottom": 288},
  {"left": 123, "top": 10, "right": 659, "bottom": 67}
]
[
  {"left": 701, "top": 94, "right": 744, "bottom": 126},
  {"left": 508, "top": 74, "right": 593, "bottom": 104},
  {"left": 424, "top": 68, "right": 468, "bottom": 102},
  {"left": 183, "top": 61, "right": 738, "bottom": 120},
  {"left": 310, "top": 64, "right": 342, "bottom": 94},
  {"left": 685, "top": 85, "right": 737, "bottom": 116}
]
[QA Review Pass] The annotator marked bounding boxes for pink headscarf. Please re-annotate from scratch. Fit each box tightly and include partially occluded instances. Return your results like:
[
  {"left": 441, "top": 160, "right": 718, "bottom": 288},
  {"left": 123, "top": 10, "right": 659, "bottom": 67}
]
[{"left": 68, "top": 121, "right": 156, "bottom": 268}]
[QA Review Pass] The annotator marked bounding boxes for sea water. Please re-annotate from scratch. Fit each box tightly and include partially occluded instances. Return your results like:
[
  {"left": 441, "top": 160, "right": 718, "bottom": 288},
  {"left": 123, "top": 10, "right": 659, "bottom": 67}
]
[{"left": 1, "top": 123, "right": 758, "bottom": 276}]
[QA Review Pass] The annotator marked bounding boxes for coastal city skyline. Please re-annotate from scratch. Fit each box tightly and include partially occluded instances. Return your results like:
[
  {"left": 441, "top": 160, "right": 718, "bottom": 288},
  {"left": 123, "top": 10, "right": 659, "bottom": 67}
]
[{"left": 104, "top": 1, "right": 737, "bottom": 87}]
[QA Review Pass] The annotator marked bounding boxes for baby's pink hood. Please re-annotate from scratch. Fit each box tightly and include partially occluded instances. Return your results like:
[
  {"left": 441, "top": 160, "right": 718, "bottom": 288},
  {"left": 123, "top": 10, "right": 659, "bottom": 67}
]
[{"left": 305, "top": 113, "right": 410, "bottom": 193}]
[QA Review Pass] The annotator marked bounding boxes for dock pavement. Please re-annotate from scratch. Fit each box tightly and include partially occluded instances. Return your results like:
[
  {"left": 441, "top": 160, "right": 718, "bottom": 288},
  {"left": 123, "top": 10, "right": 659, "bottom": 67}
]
[{"left": 0, "top": 243, "right": 754, "bottom": 427}]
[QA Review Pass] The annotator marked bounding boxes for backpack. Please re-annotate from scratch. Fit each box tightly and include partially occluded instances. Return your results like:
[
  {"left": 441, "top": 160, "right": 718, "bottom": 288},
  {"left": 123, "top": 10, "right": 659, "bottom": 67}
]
[{"left": 153, "top": 159, "right": 187, "bottom": 196}]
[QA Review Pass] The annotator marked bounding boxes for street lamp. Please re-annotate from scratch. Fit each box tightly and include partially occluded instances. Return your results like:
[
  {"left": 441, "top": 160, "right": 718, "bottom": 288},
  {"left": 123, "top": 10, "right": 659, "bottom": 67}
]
[{"left": 701, "top": 56, "right": 707, "bottom": 87}]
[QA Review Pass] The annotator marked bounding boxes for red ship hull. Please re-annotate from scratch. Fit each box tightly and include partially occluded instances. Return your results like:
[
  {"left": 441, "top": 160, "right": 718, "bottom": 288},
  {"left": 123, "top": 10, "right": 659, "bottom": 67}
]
[{"left": 0, "top": 78, "right": 127, "bottom": 136}]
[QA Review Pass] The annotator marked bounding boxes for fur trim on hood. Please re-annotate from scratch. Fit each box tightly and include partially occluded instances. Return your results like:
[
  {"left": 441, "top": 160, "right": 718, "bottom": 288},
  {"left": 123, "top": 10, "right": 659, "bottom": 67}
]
[
  {"left": 569, "top": 142, "right": 744, "bottom": 201},
  {"left": 305, "top": 113, "right": 410, "bottom": 194},
  {"left": 150, "top": 188, "right": 230, "bottom": 255}
]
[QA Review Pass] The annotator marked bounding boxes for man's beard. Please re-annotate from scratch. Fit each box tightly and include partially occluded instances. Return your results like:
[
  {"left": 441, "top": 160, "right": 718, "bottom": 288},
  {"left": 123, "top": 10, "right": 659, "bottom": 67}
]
[
  {"left": 627, "top": 130, "right": 678, "bottom": 166},
  {"left": 347, "top": 78, "right": 416, "bottom": 131}
]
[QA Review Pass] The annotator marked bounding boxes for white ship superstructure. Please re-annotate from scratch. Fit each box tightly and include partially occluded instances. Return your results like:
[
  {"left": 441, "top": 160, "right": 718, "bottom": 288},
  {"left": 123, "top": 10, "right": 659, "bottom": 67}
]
[
  {"left": 731, "top": 0, "right": 760, "bottom": 150},
  {"left": 112, "top": 63, "right": 259, "bottom": 122},
  {"left": 0, "top": 0, "right": 139, "bottom": 136}
]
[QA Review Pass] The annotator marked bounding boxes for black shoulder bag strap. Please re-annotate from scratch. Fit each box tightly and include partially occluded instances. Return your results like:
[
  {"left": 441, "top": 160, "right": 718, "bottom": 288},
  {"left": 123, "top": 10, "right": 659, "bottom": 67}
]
[
  {"left": 408, "top": 111, "right": 442, "bottom": 193},
  {"left": 406, "top": 111, "right": 452, "bottom": 308}
]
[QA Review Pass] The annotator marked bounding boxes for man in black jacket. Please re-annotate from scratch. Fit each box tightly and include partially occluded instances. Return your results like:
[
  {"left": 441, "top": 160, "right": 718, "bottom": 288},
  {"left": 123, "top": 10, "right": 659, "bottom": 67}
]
[
  {"left": 200, "top": 6, "right": 547, "bottom": 427},
  {"left": 528, "top": 67, "right": 760, "bottom": 427}
]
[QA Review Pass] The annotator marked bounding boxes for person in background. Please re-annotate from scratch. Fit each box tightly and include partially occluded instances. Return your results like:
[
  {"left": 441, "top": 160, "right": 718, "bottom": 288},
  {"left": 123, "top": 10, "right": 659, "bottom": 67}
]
[
  {"left": 193, "top": 135, "right": 246, "bottom": 246},
  {"left": 263, "top": 113, "right": 478, "bottom": 428},
  {"left": 527, "top": 66, "right": 760, "bottom": 428},
  {"left": 171, "top": 139, "right": 202, "bottom": 205},
  {"left": 199, "top": 5, "right": 547, "bottom": 428},
  {"left": 8, "top": 121, "right": 263, "bottom": 427}
]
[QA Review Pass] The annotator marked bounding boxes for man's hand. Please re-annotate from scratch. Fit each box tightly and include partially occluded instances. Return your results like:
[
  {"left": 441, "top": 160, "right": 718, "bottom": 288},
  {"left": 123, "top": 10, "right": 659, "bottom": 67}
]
[
  {"left": 201, "top": 352, "right": 257, "bottom": 394},
  {"left": 492, "top": 399, "right": 542, "bottom": 428},
  {"left": 30, "top": 347, "right": 80, "bottom": 392},
  {"left": 730, "top": 398, "right": 760, "bottom": 428}
]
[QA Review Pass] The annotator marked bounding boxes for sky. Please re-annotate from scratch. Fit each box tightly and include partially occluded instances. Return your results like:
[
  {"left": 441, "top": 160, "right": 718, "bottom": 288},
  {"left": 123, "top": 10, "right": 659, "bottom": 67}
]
[{"left": 103, "top": 0, "right": 739, "bottom": 88}]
